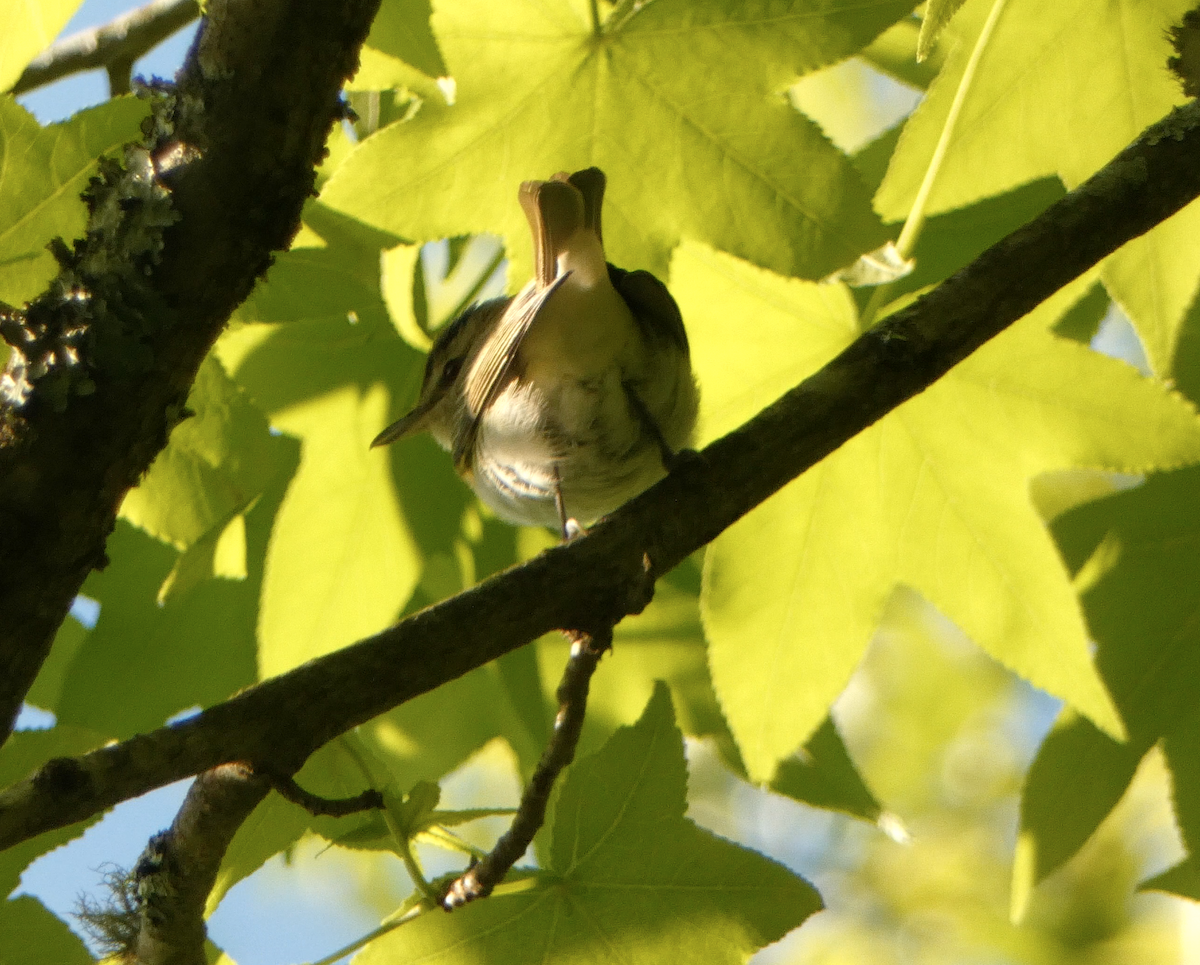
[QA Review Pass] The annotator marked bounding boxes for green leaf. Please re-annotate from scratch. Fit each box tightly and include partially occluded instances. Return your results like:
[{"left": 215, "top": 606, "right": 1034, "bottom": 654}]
[
  {"left": 206, "top": 792, "right": 310, "bottom": 916},
  {"left": 255, "top": 391, "right": 421, "bottom": 673},
  {"left": 0, "top": 95, "right": 148, "bottom": 304},
  {"left": 322, "top": 0, "right": 910, "bottom": 283},
  {"left": 1016, "top": 712, "right": 1143, "bottom": 889},
  {"left": 357, "top": 661, "right": 541, "bottom": 792},
  {"left": 25, "top": 610, "right": 89, "bottom": 713},
  {"left": 1143, "top": 856, "right": 1200, "bottom": 901},
  {"left": 209, "top": 735, "right": 392, "bottom": 914},
  {"left": 53, "top": 437, "right": 296, "bottom": 737},
  {"left": 682, "top": 239, "right": 1200, "bottom": 780},
  {"left": 770, "top": 717, "right": 881, "bottom": 822},
  {"left": 363, "top": 0, "right": 448, "bottom": 79},
  {"left": 876, "top": 0, "right": 1199, "bottom": 375},
  {"left": 120, "top": 354, "right": 286, "bottom": 561},
  {"left": 0, "top": 1, "right": 85, "bottom": 92},
  {"left": 1022, "top": 466, "right": 1200, "bottom": 884},
  {"left": 917, "top": 0, "right": 968, "bottom": 60},
  {"left": 0, "top": 895, "right": 92, "bottom": 965},
  {"left": 358, "top": 683, "right": 821, "bottom": 964}
]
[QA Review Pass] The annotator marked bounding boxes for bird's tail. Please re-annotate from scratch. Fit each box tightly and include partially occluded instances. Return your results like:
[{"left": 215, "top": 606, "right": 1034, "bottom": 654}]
[{"left": 519, "top": 167, "right": 607, "bottom": 289}]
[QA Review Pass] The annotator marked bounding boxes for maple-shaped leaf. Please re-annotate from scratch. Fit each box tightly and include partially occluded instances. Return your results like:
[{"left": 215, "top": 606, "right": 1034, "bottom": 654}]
[
  {"left": 677, "top": 240, "right": 1200, "bottom": 781},
  {"left": 356, "top": 683, "right": 821, "bottom": 964},
  {"left": 1019, "top": 466, "right": 1200, "bottom": 891},
  {"left": 536, "top": 570, "right": 881, "bottom": 820},
  {"left": 321, "top": 0, "right": 913, "bottom": 283},
  {"left": 876, "top": 0, "right": 1200, "bottom": 377}
]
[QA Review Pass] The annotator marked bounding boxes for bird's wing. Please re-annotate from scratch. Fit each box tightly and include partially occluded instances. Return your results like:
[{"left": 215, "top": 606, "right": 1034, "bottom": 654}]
[
  {"left": 608, "top": 264, "right": 690, "bottom": 353},
  {"left": 454, "top": 273, "right": 570, "bottom": 468}
]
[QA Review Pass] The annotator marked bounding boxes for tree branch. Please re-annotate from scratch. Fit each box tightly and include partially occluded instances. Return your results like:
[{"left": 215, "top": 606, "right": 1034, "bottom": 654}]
[
  {"left": 9, "top": 0, "right": 201, "bottom": 98},
  {"left": 443, "top": 626, "right": 612, "bottom": 909},
  {"left": 129, "top": 765, "right": 268, "bottom": 965},
  {"left": 0, "top": 0, "right": 382, "bottom": 746},
  {"left": 3, "top": 97, "right": 1199, "bottom": 852}
]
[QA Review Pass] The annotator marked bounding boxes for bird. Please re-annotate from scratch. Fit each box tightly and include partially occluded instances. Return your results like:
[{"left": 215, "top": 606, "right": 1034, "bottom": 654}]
[{"left": 371, "top": 167, "right": 698, "bottom": 537}]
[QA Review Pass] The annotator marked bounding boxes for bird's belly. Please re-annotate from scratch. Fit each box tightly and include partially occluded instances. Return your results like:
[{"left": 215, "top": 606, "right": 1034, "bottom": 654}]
[{"left": 466, "top": 377, "right": 666, "bottom": 528}]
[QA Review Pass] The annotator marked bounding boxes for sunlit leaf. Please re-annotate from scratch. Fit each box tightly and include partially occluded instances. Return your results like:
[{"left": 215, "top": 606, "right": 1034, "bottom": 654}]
[
  {"left": 684, "top": 239, "right": 1200, "bottom": 779},
  {"left": 218, "top": 239, "right": 425, "bottom": 676},
  {"left": 876, "top": 0, "right": 1200, "bottom": 375},
  {"left": 917, "top": 0, "right": 968, "bottom": 60},
  {"left": 120, "top": 354, "right": 285, "bottom": 554},
  {"left": 358, "top": 684, "right": 821, "bottom": 964},
  {"left": 363, "top": 0, "right": 447, "bottom": 79},
  {"left": 322, "top": 0, "right": 911, "bottom": 284}
]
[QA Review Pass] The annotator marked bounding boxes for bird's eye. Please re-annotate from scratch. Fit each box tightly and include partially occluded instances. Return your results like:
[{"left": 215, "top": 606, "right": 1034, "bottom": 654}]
[{"left": 440, "top": 357, "right": 463, "bottom": 384}]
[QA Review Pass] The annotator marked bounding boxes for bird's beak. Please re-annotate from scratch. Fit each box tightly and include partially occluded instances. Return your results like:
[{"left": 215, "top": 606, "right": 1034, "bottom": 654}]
[{"left": 371, "top": 397, "right": 435, "bottom": 448}]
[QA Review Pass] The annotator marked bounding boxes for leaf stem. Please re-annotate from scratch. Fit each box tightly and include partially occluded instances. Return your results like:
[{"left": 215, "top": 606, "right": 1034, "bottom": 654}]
[
  {"left": 384, "top": 807, "right": 444, "bottom": 907},
  {"left": 306, "top": 905, "right": 425, "bottom": 965},
  {"left": 861, "top": 0, "right": 1010, "bottom": 328},
  {"left": 590, "top": 0, "right": 602, "bottom": 36}
]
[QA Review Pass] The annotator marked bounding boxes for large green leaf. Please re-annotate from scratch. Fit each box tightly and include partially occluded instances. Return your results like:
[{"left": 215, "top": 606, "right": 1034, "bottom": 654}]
[
  {"left": 876, "top": 0, "right": 1200, "bottom": 376},
  {"left": 0, "top": 95, "right": 148, "bottom": 304},
  {"left": 682, "top": 239, "right": 1200, "bottom": 781},
  {"left": 358, "top": 683, "right": 821, "bottom": 963},
  {"left": 322, "top": 0, "right": 911, "bottom": 284},
  {"left": 217, "top": 237, "right": 425, "bottom": 676},
  {"left": 531, "top": 563, "right": 880, "bottom": 820},
  {"left": 0, "top": 1, "right": 85, "bottom": 93},
  {"left": 1022, "top": 467, "right": 1200, "bottom": 888}
]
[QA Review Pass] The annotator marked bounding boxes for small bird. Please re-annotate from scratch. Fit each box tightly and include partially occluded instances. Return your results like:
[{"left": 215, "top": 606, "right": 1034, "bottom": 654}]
[{"left": 371, "top": 168, "right": 698, "bottom": 536}]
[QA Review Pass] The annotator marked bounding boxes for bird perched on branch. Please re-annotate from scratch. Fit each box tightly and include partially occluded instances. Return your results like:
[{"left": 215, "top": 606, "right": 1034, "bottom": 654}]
[{"left": 372, "top": 167, "right": 698, "bottom": 536}]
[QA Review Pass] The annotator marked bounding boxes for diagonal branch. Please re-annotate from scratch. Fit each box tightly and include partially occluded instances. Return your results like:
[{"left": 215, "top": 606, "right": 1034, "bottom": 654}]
[
  {"left": 10, "top": 0, "right": 201, "bottom": 97},
  {"left": 3, "top": 96, "right": 1199, "bottom": 852}
]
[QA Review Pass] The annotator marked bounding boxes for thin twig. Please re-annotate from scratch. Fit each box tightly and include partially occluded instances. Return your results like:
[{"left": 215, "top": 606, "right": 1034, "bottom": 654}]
[
  {"left": 10, "top": 0, "right": 201, "bottom": 97},
  {"left": 260, "top": 769, "right": 384, "bottom": 817},
  {"left": 441, "top": 626, "right": 611, "bottom": 909}
]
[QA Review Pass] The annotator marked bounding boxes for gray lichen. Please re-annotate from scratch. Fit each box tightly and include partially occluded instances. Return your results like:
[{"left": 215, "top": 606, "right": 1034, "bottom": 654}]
[{"left": 0, "top": 84, "right": 193, "bottom": 412}]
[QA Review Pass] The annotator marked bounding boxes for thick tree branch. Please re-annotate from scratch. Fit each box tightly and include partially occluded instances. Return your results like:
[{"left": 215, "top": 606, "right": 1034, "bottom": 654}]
[
  {"left": 2, "top": 98, "right": 1199, "bottom": 852},
  {"left": 9, "top": 0, "right": 201, "bottom": 97},
  {"left": 0, "top": 0, "right": 382, "bottom": 746},
  {"left": 125, "top": 765, "right": 268, "bottom": 965}
]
